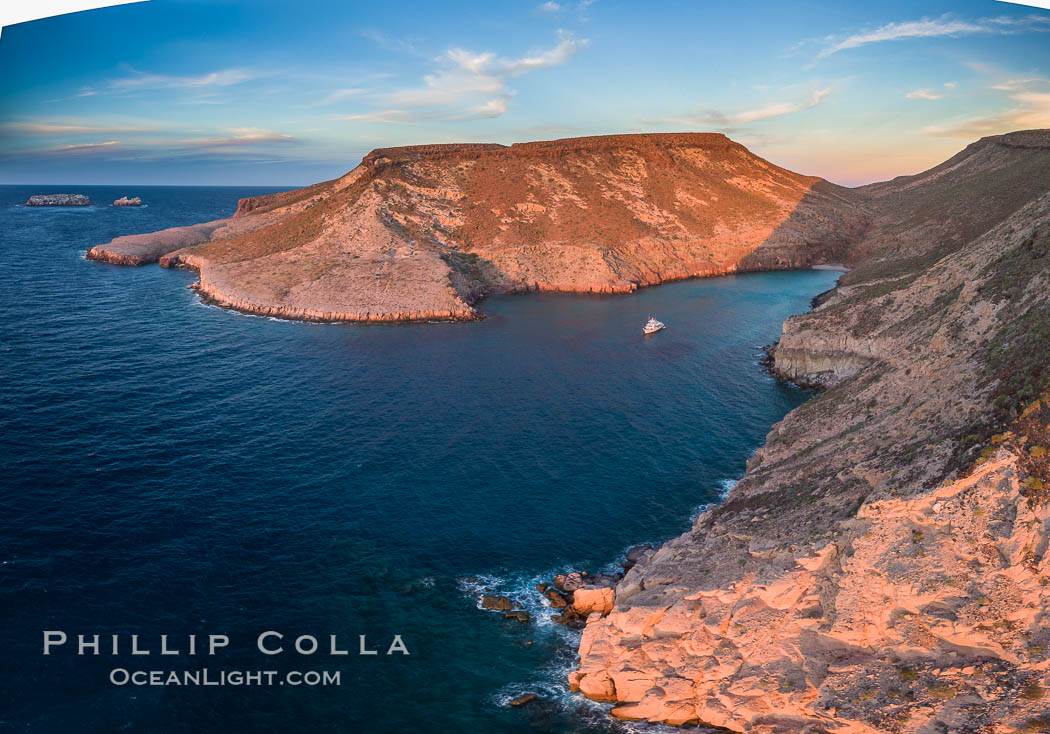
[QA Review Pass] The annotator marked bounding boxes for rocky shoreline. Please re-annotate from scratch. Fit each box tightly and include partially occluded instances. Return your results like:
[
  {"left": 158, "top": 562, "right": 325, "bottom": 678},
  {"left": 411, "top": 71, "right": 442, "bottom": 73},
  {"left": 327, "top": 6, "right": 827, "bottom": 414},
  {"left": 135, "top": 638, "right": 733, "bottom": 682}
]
[
  {"left": 564, "top": 130, "right": 1050, "bottom": 732},
  {"left": 190, "top": 278, "right": 481, "bottom": 323}
]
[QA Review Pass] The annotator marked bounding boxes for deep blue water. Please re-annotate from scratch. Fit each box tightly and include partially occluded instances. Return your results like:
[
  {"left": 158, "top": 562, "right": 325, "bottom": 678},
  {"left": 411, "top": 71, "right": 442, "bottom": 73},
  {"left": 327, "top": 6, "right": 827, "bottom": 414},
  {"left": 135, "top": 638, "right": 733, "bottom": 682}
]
[{"left": 0, "top": 185, "right": 839, "bottom": 733}]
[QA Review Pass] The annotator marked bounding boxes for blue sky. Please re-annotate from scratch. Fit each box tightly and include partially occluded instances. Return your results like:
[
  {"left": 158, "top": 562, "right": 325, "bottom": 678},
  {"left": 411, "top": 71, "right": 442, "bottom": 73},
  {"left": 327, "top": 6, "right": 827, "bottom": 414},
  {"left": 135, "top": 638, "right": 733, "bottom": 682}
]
[{"left": 1, "top": 0, "right": 1049, "bottom": 185}]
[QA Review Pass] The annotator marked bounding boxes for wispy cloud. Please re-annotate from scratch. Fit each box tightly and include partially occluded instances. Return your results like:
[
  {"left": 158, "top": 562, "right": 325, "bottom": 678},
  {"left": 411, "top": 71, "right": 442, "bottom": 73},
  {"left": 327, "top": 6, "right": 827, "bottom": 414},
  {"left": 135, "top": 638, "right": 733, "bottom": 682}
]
[
  {"left": 924, "top": 76, "right": 1050, "bottom": 137},
  {"left": 108, "top": 67, "right": 256, "bottom": 91},
  {"left": 577, "top": 0, "right": 598, "bottom": 20},
  {"left": 73, "top": 67, "right": 258, "bottom": 100},
  {"left": 649, "top": 88, "right": 834, "bottom": 128},
  {"left": 989, "top": 77, "right": 1045, "bottom": 91},
  {"left": 906, "top": 88, "right": 944, "bottom": 100},
  {"left": 818, "top": 14, "right": 1050, "bottom": 59},
  {"left": 538, "top": 2, "right": 562, "bottom": 12},
  {"left": 335, "top": 110, "right": 422, "bottom": 123},
  {"left": 180, "top": 127, "right": 295, "bottom": 148},
  {"left": 53, "top": 140, "right": 122, "bottom": 153},
  {"left": 334, "top": 31, "right": 588, "bottom": 123},
  {"left": 1, "top": 121, "right": 153, "bottom": 135},
  {"left": 1, "top": 124, "right": 297, "bottom": 163},
  {"left": 359, "top": 29, "right": 421, "bottom": 56},
  {"left": 313, "top": 88, "right": 367, "bottom": 106}
]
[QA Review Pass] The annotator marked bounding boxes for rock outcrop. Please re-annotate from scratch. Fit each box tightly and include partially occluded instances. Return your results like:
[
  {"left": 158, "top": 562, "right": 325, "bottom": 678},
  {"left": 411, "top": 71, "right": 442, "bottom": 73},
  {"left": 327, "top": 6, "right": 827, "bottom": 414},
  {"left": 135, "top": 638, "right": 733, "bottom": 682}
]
[
  {"left": 113, "top": 196, "right": 142, "bottom": 207},
  {"left": 87, "top": 132, "right": 869, "bottom": 322},
  {"left": 572, "top": 130, "right": 1050, "bottom": 733},
  {"left": 26, "top": 194, "right": 90, "bottom": 207}
]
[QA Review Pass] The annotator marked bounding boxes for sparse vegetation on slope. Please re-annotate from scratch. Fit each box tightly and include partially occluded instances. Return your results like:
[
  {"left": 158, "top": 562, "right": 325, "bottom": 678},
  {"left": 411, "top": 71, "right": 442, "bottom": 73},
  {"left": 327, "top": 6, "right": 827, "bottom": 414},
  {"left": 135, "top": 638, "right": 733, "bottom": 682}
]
[{"left": 573, "top": 130, "right": 1050, "bottom": 733}]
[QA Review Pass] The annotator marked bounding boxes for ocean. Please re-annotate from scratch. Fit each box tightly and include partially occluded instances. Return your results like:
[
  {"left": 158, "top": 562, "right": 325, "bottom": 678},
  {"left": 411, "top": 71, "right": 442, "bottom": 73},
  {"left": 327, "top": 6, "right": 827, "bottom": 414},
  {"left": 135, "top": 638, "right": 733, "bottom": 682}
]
[{"left": 0, "top": 185, "right": 840, "bottom": 732}]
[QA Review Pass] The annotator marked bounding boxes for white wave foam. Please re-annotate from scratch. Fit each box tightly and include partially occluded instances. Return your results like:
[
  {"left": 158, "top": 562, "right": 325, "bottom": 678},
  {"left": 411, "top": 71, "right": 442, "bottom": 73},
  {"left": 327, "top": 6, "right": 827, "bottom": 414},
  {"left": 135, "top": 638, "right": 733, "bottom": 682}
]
[
  {"left": 491, "top": 666, "right": 688, "bottom": 732},
  {"left": 467, "top": 567, "right": 718, "bottom": 731},
  {"left": 190, "top": 294, "right": 325, "bottom": 324},
  {"left": 457, "top": 570, "right": 578, "bottom": 635},
  {"left": 469, "top": 479, "right": 741, "bottom": 731},
  {"left": 691, "top": 476, "right": 739, "bottom": 522}
]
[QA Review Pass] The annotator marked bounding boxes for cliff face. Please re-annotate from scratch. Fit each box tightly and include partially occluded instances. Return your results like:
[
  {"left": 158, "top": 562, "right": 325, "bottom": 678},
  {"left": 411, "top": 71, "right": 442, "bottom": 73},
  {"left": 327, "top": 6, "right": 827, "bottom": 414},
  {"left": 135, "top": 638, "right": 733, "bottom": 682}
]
[
  {"left": 572, "top": 131, "right": 1050, "bottom": 733},
  {"left": 87, "top": 133, "right": 868, "bottom": 321}
]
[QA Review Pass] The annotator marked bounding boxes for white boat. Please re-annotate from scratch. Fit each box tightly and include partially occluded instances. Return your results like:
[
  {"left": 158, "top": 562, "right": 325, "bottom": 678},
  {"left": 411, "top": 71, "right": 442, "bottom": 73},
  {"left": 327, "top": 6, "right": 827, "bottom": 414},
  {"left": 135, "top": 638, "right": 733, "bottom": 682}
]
[{"left": 643, "top": 316, "right": 666, "bottom": 335}]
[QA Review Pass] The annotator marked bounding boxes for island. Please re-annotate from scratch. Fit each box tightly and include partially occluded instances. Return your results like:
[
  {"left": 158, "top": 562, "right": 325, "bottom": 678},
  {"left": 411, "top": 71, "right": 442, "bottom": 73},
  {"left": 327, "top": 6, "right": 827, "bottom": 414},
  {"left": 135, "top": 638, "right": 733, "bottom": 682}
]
[
  {"left": 86, "top": 129, "right": 1050, "bottom": 732},
  {"left": 86, "top": 133, "right": 866, "bottom": 320},
  {"left": 26, "top": 194, "right": 91, "bottom": 207},
  {"left": 113, "top": 196, "right": 142, "bottom": 207}
]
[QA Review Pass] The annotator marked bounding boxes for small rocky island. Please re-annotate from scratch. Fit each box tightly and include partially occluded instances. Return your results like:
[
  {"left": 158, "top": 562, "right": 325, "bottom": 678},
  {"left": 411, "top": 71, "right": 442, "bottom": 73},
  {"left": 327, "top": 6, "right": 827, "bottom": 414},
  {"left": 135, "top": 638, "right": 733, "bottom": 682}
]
[
  {"left": 113, "top": 196, "right": 142, "bottom": 207},
  {"left": 25, "top": 194, "right": 91, "bottom": 207}
]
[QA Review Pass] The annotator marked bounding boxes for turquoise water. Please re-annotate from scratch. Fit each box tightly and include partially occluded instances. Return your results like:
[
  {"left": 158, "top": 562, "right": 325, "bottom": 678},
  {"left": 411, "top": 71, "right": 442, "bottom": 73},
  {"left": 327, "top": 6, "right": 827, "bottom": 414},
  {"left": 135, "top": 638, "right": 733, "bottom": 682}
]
[{"left": 0, "top": 185, "right": 839, "bottom": 732}]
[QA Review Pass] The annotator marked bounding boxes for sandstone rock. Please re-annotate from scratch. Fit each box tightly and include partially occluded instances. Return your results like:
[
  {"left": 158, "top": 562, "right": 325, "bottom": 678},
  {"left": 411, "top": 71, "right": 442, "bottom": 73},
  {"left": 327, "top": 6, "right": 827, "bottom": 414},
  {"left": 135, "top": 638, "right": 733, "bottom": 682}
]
[
  {"left": 571, "top": 587, "right": 614, "bottom": 617},
  {"left": 553, "top": 572, "right": 585, "bottom": 593},
  {"left": 624, "top": 544, "right": 654, "bottom": 572},
  {"left": 113, "top": 196, "right": 142, "bottom": 207},
  {"left": 480, "top": 595, "right": 512, "bottom": 611},
  {"left": 586, "top": 573, "right": 621, "bottom": 588},
  {"left": 577, "top": 671, "right": 617, "bottom": 702},
  {"left": 504, "top": 610, "right": 531, "bottom": 623},
  {"left": 543, "top": 588, "right": 568, "bottom": 608},
  {"left": 553, "top": 610, "right": 583, "bottom": 627},
  {"left": 508, "top": 693, "right": 537, "bottom": 707}
]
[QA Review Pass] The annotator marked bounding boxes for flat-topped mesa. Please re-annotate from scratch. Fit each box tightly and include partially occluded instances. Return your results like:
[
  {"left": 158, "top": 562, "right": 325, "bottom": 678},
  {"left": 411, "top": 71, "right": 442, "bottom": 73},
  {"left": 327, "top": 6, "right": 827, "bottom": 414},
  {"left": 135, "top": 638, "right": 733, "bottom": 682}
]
[
  {"left": 26, "top": 194, "right": 91, "bottom": 207},
  {"left": 362, "top": 143, "right": 507, "bottom": 168},
  {"left": 507, "top": 131, "right": 736, "bottom": 154},
  {"left": 360, "top": 133, "right": 738, "bottom": 168},
  {"left": 983, "top": 127, "right": 1050, "bottom": 149},
  {"left": 358, "top": 133, "right": 748, "bottom": 176}
]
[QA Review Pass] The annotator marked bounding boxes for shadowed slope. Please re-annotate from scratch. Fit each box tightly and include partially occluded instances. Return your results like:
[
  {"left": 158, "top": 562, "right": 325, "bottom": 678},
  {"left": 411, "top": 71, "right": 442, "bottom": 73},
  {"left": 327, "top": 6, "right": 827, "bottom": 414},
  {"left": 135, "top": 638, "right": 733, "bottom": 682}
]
[{"left": 841, "top": 129, "right": 1050, "bottom": 285}]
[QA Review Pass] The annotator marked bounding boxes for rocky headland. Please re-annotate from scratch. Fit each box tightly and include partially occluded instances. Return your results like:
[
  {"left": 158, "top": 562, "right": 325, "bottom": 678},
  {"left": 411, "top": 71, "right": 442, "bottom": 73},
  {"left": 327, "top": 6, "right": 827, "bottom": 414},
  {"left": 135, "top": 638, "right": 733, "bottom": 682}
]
[
  {"left": 27, "top": 194, "right": 91, "bottom": 207},
  {"left": 569, "top": 130, "right": 1050, "bottom": 733},
  {"left": 86, "top": 132, "right": 866, "bottom": 322}
]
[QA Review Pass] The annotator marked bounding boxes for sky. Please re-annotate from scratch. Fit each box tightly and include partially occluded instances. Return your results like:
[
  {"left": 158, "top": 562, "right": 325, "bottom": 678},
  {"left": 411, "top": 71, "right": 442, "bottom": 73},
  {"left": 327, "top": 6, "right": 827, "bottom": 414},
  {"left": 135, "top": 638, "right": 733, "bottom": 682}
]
[{"left": 1, "top": 0, "right": 1049, "bottom": 186}]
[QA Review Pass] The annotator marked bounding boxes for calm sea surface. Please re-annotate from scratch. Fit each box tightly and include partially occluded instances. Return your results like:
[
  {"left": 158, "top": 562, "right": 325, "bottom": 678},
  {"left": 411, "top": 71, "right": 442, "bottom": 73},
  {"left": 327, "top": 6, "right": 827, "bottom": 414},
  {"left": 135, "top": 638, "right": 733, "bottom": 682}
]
[{"left": 0, "top": 185, "right": 839, "bottom": 732}]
